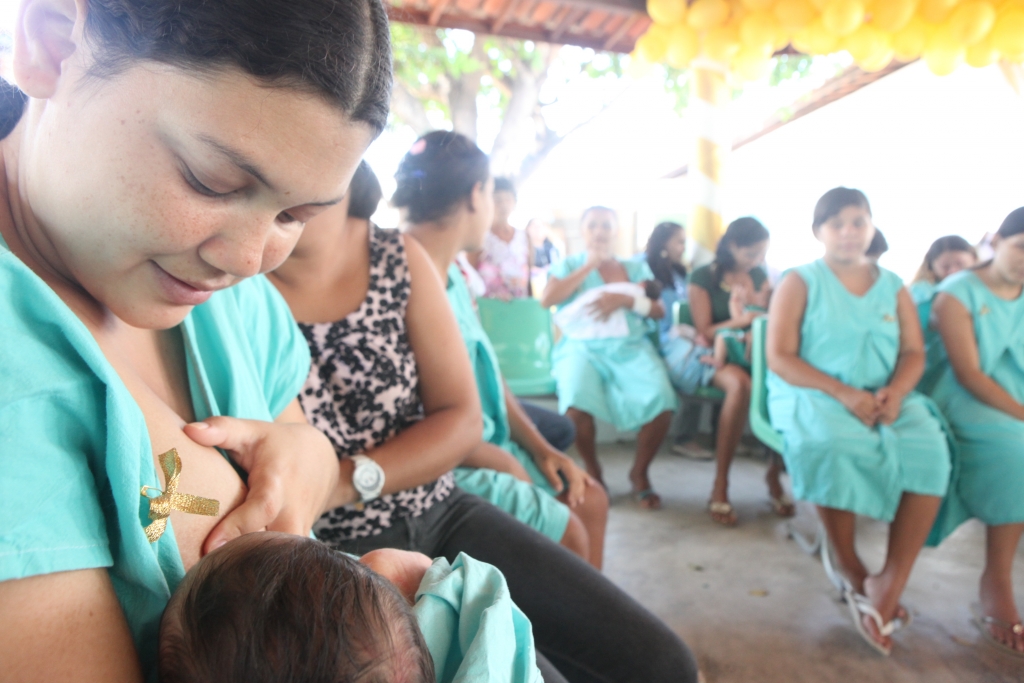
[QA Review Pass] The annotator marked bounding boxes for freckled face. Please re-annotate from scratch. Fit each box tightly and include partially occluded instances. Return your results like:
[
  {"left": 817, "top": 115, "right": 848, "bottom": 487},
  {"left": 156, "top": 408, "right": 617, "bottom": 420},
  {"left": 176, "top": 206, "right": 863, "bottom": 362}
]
[{"left": 23, "top": 62, "right": 374, "bottom": 329}]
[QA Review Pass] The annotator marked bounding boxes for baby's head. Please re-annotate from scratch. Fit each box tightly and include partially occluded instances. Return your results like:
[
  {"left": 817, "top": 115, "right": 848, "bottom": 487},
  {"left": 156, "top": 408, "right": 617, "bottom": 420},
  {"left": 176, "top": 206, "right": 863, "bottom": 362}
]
[{"left": 159, "top": 533, "right": 434, "bottom": 683}]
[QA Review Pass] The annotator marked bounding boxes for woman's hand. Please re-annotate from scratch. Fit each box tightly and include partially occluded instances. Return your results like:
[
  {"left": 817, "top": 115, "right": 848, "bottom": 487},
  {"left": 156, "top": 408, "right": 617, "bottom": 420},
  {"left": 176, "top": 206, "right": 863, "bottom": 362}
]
[
  {"left": 587, "top": 292, "right": 634, "bottom": 321},
  {"left": 360, "top": 549, "right": 434, "bottom": 604},
  {"left": 184, "top": 414, "right": 340, "bottom": 555},
  {"left": 532, "top": 447, "right": 594, "bottom": 508},
  {"left": 873, "top": 387, "right": 904, "bottom": 425},
  {"left": 837, "top": 387, "right": 880, "bottom": 427}
]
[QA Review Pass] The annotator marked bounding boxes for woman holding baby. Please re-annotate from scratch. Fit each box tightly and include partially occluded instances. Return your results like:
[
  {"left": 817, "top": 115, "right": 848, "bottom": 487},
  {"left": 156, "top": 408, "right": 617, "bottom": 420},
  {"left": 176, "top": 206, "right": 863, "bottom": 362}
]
[{"left": 541, "top": 207, "right": 678, "bottom": 509}]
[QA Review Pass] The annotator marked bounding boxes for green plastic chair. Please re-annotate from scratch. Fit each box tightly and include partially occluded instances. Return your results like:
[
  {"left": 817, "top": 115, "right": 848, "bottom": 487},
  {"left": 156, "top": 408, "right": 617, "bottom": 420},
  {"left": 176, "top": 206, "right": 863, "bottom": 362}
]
[
  {"left": 476, "top": 297, "right": 557, "bottom": 397},
  {"left": 749, "top": 317, "right": 783, "bottom": 453},
  {"left": 671, "top": 300, "right": 725, "bottom": 401},
  {"left": 751, "top": 317, "right": 843, "bottom": 592}
]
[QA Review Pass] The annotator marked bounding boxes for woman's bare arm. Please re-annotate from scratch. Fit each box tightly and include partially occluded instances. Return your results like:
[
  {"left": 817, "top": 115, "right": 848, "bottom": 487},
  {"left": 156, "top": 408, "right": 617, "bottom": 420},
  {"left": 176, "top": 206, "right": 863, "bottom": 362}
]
[
  {"left": 767, "top": 272, "right": 878, "bottom": 426},
  {"left": 933, "top": 292, "right": 1024, "bottom": 421},
  {"left": 0, "top": 569, "right": 143, "bottom": 683},
  {"left": 540, "top": 257, "right": 597, "bottom": 308},
  {"left": 885, "top": 288, "right": 926, "bottom": 396}
]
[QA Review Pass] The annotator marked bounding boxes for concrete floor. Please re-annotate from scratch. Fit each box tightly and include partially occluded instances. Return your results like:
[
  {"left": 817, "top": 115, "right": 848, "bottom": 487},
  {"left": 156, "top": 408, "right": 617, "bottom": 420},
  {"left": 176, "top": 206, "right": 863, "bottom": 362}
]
[{"left": 592, "top": 441, "right": 1024, "bottom": 683}]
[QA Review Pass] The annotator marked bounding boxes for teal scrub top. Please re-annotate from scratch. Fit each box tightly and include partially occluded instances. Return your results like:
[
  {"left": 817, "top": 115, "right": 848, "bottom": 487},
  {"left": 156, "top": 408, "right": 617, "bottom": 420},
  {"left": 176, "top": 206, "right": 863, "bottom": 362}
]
[{"left": 0, "top": 233, "right": 311, "bottom": 677}]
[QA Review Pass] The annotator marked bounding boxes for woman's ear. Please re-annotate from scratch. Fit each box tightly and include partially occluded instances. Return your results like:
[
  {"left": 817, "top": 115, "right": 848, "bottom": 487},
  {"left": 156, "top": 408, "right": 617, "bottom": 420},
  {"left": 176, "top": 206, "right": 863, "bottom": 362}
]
[
  {"left": 467, "top": 180, "right": 484, "bottom": 214},
  {"left": 14, "top": 0, "right": 88, "bottom": 100}
]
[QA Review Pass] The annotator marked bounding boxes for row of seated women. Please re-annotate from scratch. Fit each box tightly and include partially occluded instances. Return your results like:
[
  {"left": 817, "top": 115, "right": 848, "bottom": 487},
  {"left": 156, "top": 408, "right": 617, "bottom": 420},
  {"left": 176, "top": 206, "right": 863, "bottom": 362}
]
[
  {"left": 512, "top": 178, "right": 1024, "bottom": 658},
  {"left": 0, "top": 4, "right": 698, "bottom": 682}
]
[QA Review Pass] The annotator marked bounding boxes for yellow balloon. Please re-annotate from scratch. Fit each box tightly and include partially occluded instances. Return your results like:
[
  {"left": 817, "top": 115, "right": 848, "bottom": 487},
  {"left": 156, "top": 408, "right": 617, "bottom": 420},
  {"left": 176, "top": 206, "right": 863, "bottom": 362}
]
[
  {"left": 688, "top": 0, "right": 732, "bottom": 30},
  {"left": 822, "top": 0, "right": 865, "bottom": 36},
  {"left": 627, "top": 51, "right": 657, "bottom": 78},
  {"left": 965, "top": 37, "right": 1000, "bottom": 65},
  {"left": 703, "top": 23, "right": 742, "bottom": 61},
  {"left": 647, "top": 0, "right": 688, "bottom": 26},
  {"left": 923, "top": 43, "right": 964, "bottom": 74},
  {"left": 741, "top": 11, "right": 782, "bottom": 50},
  {"left": 948, "top": 2, "right": 998, "bottom": 45},
  {"left": 843, "top": 23, "right": 892, "bottom": 63},
  {"left": 774, "top": 0, "right": 819, "bottom": 29},
  {"left": 858, "top": 47, "right": 896, "bottom": 71},
  {"left": 793, "top": 17, "right": 841, "bottom": 52},
  {"left": 892, "top": 15, "right": 931, "bottom": 60},
  {"left": 741, "top": 0, "right": 776, "bottom": 9},
  {"left": 733, "top": 49, "right": 773, "bottom": 80},
  {"left": 991, "top": 8, "right": 1024, "bottom": 54},
  {"left": 667, "top": 24, "right": 701, "bottom": 67},
  {"left": 866, "top": 0, "right": 917, "bottom": 32},
  {"left": 918, "top": 0, "right": 959, "bottom": 23},
  {"left": 637, "top": 25, "right": 671, "bottom": 63}
]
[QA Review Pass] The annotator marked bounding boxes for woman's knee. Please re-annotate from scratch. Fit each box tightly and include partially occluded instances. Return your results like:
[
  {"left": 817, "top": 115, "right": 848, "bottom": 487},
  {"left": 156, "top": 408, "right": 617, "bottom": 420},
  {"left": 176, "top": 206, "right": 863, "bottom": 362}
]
[{"left": 559, "top": 512, "right": 590, "bottom": 561}]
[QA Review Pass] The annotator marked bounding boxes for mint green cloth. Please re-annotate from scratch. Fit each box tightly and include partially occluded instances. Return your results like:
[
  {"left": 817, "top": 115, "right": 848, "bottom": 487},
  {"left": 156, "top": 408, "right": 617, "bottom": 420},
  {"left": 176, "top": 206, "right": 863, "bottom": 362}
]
[
  {"left": 767, "top": 260, "right": 951, "bottom": 522},
  {"left": 414, "top": 553, "right": 543, "bottom": 683},
  {"left": 548, "top": 254, "right": 678, "bottom": 431},
  {"left": 928, "top": 270, "right": 1024, "bottom": 541},
  {"left": 0, "top": 233, "right": 310, "bottom": 679},
  {"left": 445, "top": 265, "right": 570, "bottom": 540}
]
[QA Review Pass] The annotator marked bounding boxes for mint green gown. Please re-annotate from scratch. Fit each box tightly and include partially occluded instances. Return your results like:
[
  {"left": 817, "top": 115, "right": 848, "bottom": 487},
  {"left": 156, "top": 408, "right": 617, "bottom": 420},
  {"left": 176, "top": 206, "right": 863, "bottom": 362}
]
[
  {"left": 445, "top": 265, "right": 571, "bottom": 543},
  {"left": 928, "top": 270, "right": 1024, "bottom": 540},
  {"left": 549, "top": 253, "right": 678, "bottom": 431},
  {"left": 767, "top": 260, "right": 952, "bottom": 522},
  {"left": 910, "top": 280, "right": 948, "bottom": 395}
]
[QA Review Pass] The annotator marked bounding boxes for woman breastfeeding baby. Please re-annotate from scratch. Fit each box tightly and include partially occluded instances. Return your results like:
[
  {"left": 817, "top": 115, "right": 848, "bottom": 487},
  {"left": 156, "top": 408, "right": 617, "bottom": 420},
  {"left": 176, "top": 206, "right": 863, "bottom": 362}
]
[{"left": 767, "top": 187, "right": 952, "bottom": 656}]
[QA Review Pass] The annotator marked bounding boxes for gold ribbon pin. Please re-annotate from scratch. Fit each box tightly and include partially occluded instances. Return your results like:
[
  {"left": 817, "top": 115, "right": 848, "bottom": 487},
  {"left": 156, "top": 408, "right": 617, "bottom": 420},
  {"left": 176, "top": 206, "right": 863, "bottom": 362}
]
[{"left": 141, "top": 449, "right": 220, "bottom": 543}]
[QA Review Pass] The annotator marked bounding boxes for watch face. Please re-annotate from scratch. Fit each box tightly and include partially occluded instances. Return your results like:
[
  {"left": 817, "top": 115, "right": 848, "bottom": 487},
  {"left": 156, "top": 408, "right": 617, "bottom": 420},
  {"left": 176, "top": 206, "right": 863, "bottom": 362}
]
[{"left": 355, "top": 462, "right": 384, "bottom": 491}]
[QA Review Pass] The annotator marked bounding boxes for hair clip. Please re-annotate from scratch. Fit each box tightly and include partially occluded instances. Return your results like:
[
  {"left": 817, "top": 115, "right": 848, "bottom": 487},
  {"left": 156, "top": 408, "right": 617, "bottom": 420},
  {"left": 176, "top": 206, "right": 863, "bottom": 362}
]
[{"left": 409, "top": 138, "right": 427, "bottom": 155}]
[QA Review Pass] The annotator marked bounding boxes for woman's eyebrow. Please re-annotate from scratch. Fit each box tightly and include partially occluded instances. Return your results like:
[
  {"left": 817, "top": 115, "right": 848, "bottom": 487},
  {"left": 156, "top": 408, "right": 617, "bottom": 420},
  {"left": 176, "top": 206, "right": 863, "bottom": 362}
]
[{"left": 196, "top": 133, "right": 345, "bottom": 206}]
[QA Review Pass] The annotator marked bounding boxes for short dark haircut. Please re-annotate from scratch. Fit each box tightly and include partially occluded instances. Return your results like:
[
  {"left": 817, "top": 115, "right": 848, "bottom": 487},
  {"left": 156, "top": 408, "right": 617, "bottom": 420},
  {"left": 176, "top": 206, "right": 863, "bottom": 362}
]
[
  {"left": 645, "top": 221, "right": 687, "bottom": 288},
  {"left": 581, "top": 206, "right": 618, "bottom": 224},
  {"left": 866, "top": 228, "right": 889, "bottom": 258},
  {"left": 3, "top": 0, "right": 393, "bottom": 136},
  {"left": 392, "top": 131, "right": 490, "bottom": 223},
  {"left": 812, "top": 187, "right": 871, "bottom": 229},
  {"left": 348, "top": 161, "right": 384, "bottom": 220},
  {"left": 713, "top": 217, "right": 769, "bottom": 286},
  {"left": 159, "top": 536, "right": 434, "bottom": 683},
  {"left": 493, "top": 177, "right": 516, "bottom": 198},
  {"left": 997, "top": 207, "right": 1024, "bottom": 239}
]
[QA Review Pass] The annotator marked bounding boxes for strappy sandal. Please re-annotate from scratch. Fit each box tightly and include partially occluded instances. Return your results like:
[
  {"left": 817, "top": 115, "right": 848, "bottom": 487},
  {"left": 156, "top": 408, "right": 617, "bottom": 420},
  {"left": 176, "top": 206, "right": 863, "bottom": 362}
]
[
  {"left": 971, "top": 604, "right": 1024, "bottom": 658},
  {"left": 842, "top": 584, "right": 895, "bottom": 657},
  {"left": 707, "top": 500, "right": 737, "bottom": 526},
  {"left": 631, "top": 488, "right": 662, "bottom": 510},
  {"left": 769, "top": 494, "right": 796, "bottom": 518}
]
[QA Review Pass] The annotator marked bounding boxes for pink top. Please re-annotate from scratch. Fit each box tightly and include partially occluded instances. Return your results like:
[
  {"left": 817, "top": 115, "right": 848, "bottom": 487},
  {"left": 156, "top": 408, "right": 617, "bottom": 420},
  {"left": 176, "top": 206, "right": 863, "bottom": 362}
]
[{"left": 477, "top": 228, "right": 530, "bottom": 299}]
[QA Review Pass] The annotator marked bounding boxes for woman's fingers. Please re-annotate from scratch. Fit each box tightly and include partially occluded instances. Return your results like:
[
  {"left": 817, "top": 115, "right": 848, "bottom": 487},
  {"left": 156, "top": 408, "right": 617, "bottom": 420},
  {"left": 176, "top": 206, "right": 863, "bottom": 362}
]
[
  {"left": 203, "top": 479, "right": 287, "bottom": 554},
  {"left": 184, "top": 416, "right": 265, "bottom": 469},
  {"left": 561, "top": 459, "right": 588, "bottom": 507},
  {"left": 537, "top": 457, "right": 566, "bottom": 495}
]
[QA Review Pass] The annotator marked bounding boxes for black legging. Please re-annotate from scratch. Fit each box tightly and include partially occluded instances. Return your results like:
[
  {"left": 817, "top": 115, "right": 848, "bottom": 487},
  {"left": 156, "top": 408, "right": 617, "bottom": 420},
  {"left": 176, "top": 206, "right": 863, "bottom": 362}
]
[{"left": 332, "top": 488, "right": 698, "bottom": 683}]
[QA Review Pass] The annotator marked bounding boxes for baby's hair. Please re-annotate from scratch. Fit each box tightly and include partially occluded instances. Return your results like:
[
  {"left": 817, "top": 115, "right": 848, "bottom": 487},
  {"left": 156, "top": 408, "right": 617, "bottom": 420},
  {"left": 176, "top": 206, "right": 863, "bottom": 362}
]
[
  {"left": 159, "top": 536, "right": 433, "bottom": 683},
  {"left": 348, "top": 161, "right": 384, "bottom": 221},
  {"left": 812, "top": 187, "right": 871, "bottom": 230},
  {"left": 997, "top": 207, "right": 1024, "bottom": 238},
  {"left": 392, "top": 131, "right": 490, "bottom": 224}
]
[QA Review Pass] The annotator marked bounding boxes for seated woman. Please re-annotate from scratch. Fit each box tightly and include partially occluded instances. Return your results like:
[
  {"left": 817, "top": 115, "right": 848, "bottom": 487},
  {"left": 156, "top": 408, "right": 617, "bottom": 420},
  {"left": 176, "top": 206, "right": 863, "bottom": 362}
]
[
  {"left": 267, "top": 130, "right": 698, "bottom": 682},
  {"left": 928, "top": 208, "right": 1024, "bottom": 657},
  {"left": 687, "top": 217, "right": 790, "bottom": 525},
  {"left": 911, "top": 235, "right": 978, "bottom": 393},
  {"left": 0, "top": 1, "right": 396, "bottom": 679},
  {"left": 391, "top": 137, "right": 608, "bottom": 569},
  {"left": 270, "top": 158, "right": 601, "bottom": 568},
  {"left": 767, "top": 187, "right": 952, "bottom": 656},
  {"left": 541, "top": 208, "right": 679, "bottom": 509},
  {"left": 468, "top": 176, "right": 531, "bottom": 299}
]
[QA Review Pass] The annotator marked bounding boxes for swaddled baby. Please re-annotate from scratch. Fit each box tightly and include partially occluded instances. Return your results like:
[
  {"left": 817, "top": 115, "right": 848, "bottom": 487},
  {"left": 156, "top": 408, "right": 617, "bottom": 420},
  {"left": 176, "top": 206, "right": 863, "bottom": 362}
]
[{"left": 158, "top": 532, "right": 435, "bottom": 683}]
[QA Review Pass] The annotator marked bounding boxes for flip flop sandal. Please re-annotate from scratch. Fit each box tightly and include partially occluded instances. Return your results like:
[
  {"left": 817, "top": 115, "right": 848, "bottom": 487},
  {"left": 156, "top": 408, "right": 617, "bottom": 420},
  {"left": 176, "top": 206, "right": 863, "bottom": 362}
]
[
  {"left": 843, "top": 584, "right": 895, "bottom": 657},
  {"left": 970, "top": 604, "right": 1024, "bottom": 658},
  {"left": 769, "top": 494, "right": 796, "bottom": 518},
  {"left": 631, "top": 488, "right": 662, "bottom": 510},
  {"left": 707, "top": 500, "right": 738, "bottom": 526}
]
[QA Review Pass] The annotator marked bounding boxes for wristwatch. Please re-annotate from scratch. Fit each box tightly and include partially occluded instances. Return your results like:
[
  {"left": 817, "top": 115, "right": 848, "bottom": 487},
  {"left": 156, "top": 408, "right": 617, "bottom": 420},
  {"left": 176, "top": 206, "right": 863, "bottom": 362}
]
[{"left": 350, "top": 455, "right": 385, "bottom": 503}]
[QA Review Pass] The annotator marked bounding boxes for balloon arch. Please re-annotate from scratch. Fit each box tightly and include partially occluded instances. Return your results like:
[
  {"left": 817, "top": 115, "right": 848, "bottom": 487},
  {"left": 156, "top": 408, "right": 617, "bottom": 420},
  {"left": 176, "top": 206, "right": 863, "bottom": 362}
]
[{"left": 635, "top": 0, "right": 1024, "bottom": 79}]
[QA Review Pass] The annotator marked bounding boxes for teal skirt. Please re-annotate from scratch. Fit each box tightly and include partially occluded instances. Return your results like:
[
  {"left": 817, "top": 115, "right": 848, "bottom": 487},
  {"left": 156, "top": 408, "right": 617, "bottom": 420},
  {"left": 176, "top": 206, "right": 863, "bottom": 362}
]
[
  {"left": 552, "top": 337, "right": 678, "bottom": 431},
  {"left": 453, "top": 466, "right": 570, "bottom": 543},
  {"left": 768, "top": 382, "right": 952, "bottom": 522}
]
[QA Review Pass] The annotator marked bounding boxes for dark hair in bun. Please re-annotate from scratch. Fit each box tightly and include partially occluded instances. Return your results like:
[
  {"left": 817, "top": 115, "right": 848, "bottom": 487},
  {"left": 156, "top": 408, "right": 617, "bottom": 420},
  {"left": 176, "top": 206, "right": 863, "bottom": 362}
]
[
  {"left": 997, "top": 207, "right": 1024, "bottom": 239},
  {"left": 392, "top": 131, "right": 490, "bottom": 223}
]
